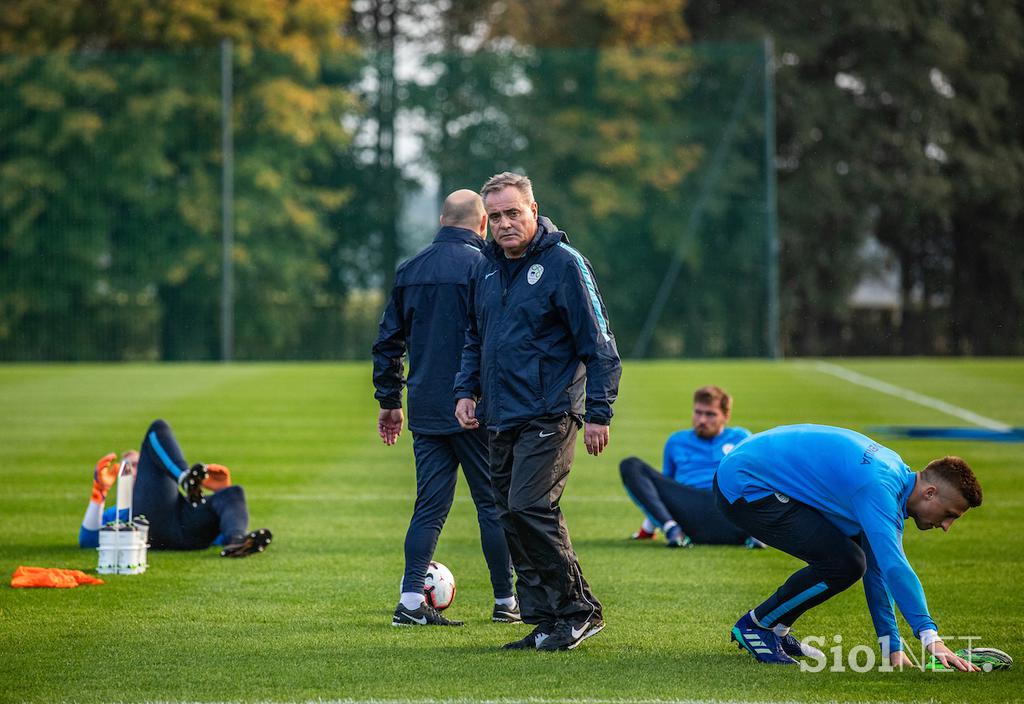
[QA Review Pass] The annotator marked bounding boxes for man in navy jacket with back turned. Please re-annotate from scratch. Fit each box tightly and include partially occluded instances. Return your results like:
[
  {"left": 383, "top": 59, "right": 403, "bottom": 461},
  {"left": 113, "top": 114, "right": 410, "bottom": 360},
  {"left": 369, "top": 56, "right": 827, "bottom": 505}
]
[
  {"left": 455, "top": 172, "right": 622, "bottom": 652},
  {"left": 373, "top": 189, "right": 515, "bottom": 628}
]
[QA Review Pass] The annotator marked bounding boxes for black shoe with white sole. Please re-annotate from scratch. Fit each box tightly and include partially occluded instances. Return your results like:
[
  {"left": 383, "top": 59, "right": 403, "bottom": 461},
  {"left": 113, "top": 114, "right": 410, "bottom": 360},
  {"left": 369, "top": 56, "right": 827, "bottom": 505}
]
[
  {"left": 492, "top": 600, "right": 522, "bottom": 623},
  {"left": 179, "top": 463, "right": 208, "bottom": 506},
  {"left": 501, "top": 624, "right": 552, "bottom": 649},
  {"left": 536, "top": 616, "right": 605, "bottom": 651},
  {"left": 392, "top": 602, "right": 464, "bottom": 627}
]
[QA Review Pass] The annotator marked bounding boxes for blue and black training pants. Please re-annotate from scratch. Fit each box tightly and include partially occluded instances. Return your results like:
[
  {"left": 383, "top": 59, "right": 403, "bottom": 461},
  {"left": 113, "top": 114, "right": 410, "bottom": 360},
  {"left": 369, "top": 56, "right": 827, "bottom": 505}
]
[
  {"left": 401, "top": 428, "right": 514, "bottom": 599},
  {"left": 134, "top": 419, "right": 249, "bottom": 550},
  {"left": 620, "top": 457, "right": 748, "bottom": 545},
  {"left": 714, "top": 478, "right": 867, "bottom": 628}
]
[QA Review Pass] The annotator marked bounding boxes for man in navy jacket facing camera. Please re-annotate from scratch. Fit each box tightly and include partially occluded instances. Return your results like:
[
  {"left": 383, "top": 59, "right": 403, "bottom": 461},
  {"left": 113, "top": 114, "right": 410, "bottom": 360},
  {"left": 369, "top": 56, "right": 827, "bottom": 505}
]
[{"left": 455, "top": 171, "right": 621, "bottom": 652}]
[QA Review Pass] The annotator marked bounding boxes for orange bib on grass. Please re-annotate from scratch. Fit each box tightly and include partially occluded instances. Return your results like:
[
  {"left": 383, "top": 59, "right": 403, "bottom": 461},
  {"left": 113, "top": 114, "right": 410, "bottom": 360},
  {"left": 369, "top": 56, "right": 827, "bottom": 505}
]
[{"left": 11, "top": 566, "right": 104, "bottom": 588}]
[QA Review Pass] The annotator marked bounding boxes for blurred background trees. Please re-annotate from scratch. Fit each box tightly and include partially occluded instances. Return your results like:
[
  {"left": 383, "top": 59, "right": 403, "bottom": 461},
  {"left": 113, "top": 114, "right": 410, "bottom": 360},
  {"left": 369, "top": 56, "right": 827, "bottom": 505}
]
[{"left": 1, "top": 0, "right": 1021, "bottom": 359}]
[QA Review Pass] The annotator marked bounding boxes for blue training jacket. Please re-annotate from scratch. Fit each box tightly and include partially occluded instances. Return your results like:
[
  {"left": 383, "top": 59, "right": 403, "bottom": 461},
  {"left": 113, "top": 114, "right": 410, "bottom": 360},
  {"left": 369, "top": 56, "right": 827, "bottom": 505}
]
[
  {"left": 663, "top": 426, "right": 750, "bottom": 491},
  {"left": 717, "top": 424, "right": 934, "bottom": 651},
  {"left": 454, "top": 216, "right": 621, "bottom": 431},
  {"left": 372, "top": 226, "right": 486, "bottom": 435}
]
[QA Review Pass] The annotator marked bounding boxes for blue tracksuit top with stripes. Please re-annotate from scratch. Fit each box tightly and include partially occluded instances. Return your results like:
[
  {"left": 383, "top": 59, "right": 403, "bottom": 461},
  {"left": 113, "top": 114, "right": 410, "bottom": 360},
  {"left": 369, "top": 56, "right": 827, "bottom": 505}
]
[
  {"left": 373, "top": 226, "right": 487, "bottom": 435},
  {"left": 717, "top": 424, "right": 933, "bottom": 650},
  {"left": 454, "top": 217, "right": 621, "bottom": 431},
  {"left": 663, "top": 427, "right": 750, "bottom": 491}
]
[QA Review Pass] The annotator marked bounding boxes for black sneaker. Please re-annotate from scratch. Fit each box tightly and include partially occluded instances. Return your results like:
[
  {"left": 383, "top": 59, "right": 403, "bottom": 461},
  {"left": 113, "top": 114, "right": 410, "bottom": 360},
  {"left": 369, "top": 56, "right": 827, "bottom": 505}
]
[
  {"left": 392, "top": 602, "right": 464, "bottom": 627},
  {"left": 501, "top": 624, "right": 551, "bottom": 649},
  {"left": 492, "top": 599, "right": 522, "bottom": 623},
  {"left": 536, "top": 616, "right": 605, "bottom": 651},
  {"left": 179, "top": 463, "right": 208, "bottom": 506},
  {"left": 220, "top": 528, "right": 272, "bottom": 557}
]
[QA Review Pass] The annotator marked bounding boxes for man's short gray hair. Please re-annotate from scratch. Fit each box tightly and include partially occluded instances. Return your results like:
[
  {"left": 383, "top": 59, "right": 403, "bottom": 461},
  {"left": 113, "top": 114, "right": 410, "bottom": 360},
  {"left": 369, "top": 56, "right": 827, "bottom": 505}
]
[{"left": 481, "top": 171, "right": 534, "bottom": 203}]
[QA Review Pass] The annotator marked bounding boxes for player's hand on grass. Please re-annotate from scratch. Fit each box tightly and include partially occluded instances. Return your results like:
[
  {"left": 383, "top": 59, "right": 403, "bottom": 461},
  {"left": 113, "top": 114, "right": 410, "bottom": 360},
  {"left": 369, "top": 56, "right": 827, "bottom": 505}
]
[
  {"left": 928, "top": 641, "right": 980, "bottom": 672},
  {"left": 584, "top": 422, "right": 609, "bottom": 456},
  {"left": 455, "top": 398, "right": 479, "bottom": 430},
  {"left": 378, "top": 408, "right": 404, "bottom": 445},
  {"left": 889, "top": 650, "right": 917, "bottom": 670}
]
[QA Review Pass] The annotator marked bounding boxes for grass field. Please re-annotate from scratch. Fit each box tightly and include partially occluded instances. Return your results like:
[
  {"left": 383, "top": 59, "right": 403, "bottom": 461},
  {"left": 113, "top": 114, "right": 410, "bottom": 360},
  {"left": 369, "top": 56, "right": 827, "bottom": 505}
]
[{"left": 0, "top": 359, "right": 1022, "bottom": 703}]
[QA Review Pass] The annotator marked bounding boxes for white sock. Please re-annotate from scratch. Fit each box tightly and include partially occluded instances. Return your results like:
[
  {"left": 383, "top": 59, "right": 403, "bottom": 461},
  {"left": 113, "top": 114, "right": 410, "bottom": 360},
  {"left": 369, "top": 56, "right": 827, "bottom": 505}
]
[
  {"left": 773, "top": 624, "right": 791, "bottom": 637},
  {"left": 494, "top": 596, "right": 517, "bottom": 608},
  {"left": 400, "top": 591, "right": 425, "bottom": 610},
  {"left": 663, "top": 520, "right": 679, "bottom": 532},
  {"left": 82, "top": 501, "right": 104, "bottom": 531},
  {"left": 641, "top": 518, "right": 656, "bottom": 533},
  {"left": 749, "top": 610, "right": 766, "bottom": 628}
]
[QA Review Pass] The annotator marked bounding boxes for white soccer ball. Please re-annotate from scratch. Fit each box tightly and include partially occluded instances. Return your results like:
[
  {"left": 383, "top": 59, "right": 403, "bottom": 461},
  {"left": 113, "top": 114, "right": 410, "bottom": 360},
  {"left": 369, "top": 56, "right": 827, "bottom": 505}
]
[{"left": 423, "top": 560, "right": 456, "bottom": 611}]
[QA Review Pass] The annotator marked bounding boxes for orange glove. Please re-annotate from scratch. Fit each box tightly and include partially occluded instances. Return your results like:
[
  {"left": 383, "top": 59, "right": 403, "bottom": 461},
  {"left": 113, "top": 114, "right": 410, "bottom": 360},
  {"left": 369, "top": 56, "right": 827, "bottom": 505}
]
[
  {"left": 11, "top": 566, "right": 104, "bottom": 588},
  {"left": 92, "top": 453, "right": 120, "bottom": 503},
  {"left": 202, "top": 463, "right": 232, "bottom": 491}
]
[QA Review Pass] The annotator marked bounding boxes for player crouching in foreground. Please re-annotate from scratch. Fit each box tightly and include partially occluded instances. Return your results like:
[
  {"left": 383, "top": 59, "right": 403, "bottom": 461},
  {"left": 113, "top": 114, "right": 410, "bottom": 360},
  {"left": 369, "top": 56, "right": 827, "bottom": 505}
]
[
  {"left": 79, "top": 419, "right": 272, "bottom": 558},
  {"left": 715, "top": 424, "right": 981, "bottom": 670}
]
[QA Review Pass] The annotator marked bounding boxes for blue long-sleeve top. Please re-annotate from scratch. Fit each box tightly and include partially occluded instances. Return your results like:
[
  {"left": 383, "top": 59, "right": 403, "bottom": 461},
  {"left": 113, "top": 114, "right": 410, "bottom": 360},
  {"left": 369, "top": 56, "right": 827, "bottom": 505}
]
[
  {"left": 662, "top": 426, "right": 750, "bottom": 491},
  {"left": 717, "top": 424, "right": 933, "bottom": 651}
]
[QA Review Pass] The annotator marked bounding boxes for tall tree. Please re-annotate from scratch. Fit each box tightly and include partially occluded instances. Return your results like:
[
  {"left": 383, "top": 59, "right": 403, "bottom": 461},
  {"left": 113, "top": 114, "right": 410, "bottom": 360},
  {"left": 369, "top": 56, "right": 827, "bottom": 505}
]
[
  {"left": 0, "top": 0, "right": 358, "bottom": 360},
  {"left": 686, "top": 0, "right": 1024, "bottom": 355}
]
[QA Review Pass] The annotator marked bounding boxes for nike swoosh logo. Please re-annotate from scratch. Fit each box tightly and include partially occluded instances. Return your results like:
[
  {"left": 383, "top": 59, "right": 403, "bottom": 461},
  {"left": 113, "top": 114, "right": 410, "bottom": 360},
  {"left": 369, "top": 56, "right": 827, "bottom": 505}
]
[
  {"left": 406, "top": 614, "right": 427, "bottom": 625},
  {"left": 571, "top": 623, "right": 589, "bottom": 639},
  {"left": 484, "top": 270, "right": 498, "bottom": 279},
  {"left": 538, "top": 430, "right": 557, "bottom": 438}
]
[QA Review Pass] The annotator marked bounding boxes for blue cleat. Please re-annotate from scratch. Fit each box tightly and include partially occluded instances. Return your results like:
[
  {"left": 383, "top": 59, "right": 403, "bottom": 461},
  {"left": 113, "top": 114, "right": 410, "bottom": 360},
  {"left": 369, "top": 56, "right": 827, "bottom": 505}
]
[{"left": 730, "top": 613, "right": 798, "bottom": 665}]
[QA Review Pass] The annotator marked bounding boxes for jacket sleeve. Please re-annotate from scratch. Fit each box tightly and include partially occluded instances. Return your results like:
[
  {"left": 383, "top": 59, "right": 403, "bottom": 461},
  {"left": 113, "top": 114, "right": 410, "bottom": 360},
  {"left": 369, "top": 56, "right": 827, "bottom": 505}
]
[
  {"left": 556, "top": 252, "right": 622, "bottom": 424},
  {"left": 453, "top": 271, "right": 482, "bottom": 401},
  {"left": 851, "top": 484, "right": 937, "bottom": 640},
  {"left": 371, "top": 285, "right": 407, "bottom": 409},
  {"left": 859, "top": 534, "right": 904, "bottom": 653}
]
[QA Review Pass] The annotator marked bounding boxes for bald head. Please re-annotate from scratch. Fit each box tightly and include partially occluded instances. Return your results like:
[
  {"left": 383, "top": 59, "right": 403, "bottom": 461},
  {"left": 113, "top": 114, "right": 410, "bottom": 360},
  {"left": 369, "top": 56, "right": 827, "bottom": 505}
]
[{"left": 441, "top": 189, "right": 487, "bottom": 236}]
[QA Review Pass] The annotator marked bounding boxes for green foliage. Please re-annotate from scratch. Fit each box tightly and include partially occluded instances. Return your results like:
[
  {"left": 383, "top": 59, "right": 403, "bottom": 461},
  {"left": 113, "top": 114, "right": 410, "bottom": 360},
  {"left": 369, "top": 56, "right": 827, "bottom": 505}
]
[
  {"left": 686, "top": 0, "right": 1024, "bottom": 355},
  {"left": 412, "top": 1, "right": 774, "bottom": 356},
  {"left": 1, "top": 360, "right": 1022, "bottom": 701},
  {"left": 0, "top": 0, "right": 360, "bottom": 360}
]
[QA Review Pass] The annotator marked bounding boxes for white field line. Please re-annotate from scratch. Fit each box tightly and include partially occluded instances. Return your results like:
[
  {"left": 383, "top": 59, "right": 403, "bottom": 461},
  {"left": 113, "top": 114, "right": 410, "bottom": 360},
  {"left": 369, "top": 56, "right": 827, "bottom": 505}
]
[{"left": 808, "top": 361, "right": 1011, "bottom": 431}]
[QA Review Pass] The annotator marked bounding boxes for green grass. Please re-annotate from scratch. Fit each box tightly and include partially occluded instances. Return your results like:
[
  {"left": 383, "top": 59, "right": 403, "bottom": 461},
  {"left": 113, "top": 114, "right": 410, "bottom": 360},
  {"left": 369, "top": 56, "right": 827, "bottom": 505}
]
[{"left": 0, "top": 359, "right": 1021, "bottom": 703}]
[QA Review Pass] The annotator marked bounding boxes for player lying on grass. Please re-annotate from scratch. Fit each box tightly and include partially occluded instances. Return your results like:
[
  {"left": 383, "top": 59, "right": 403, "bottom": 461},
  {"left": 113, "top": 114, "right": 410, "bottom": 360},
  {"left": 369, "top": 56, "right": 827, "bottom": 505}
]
[
  {"left": 621, "top": 385, "right": 763, "bottom": 548},
  {"left": 715, "top": 424, "right": 981, "bottom": 670},
  {"left": 79, "top": 419, "right": 271, "bottom": 557}
]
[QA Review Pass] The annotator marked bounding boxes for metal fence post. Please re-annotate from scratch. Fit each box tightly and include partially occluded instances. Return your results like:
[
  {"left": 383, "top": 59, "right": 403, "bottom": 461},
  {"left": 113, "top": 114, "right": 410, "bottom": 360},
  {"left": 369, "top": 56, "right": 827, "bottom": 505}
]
[
  {"left": 220, "top": 38, "right": 234, "bottom": 362},
  {"left": 764, "top": 36, "right": 781, "bottom": 359}
]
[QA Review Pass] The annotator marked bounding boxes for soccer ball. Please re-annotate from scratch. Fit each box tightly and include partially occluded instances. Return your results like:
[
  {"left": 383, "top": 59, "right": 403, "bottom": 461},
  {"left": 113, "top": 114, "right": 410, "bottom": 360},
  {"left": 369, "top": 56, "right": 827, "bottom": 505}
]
[{"left": 423, "top": 560, "right": 456, "bottom": 611}]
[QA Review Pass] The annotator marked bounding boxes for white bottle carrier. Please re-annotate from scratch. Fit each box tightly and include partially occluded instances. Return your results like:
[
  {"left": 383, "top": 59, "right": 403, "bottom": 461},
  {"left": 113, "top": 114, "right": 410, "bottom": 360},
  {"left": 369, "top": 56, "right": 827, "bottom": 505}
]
[{"left": 96, "top": 458, "right": 149, "bottom": 575}]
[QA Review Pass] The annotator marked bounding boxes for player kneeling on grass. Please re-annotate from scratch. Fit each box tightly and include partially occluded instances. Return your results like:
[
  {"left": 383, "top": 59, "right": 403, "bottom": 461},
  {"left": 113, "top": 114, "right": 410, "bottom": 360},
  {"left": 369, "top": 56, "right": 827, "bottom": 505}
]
[
  {"left": 621, "top": 385, "right": 763, "bottom": 549},
  {"left": 715, "top": 424, "right": 981, "bottom": 670},
  {"left": 79, "top": 419, "right": 272, "bottom": 558}
]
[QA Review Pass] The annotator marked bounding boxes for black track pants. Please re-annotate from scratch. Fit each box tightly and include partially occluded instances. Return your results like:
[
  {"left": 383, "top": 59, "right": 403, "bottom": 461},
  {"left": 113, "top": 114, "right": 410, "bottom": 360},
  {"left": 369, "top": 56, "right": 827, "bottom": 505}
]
[{"left": 489, "top": 414, "right": 602, "bottom": 627}]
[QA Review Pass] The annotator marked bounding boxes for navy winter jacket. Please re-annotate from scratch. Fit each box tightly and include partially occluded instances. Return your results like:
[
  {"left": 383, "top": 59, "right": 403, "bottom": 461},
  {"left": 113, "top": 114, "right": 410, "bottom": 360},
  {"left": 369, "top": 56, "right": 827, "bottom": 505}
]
[
  {"left": 372, "top": 226, "right": 486, "bottom": 435},
  {"left": 454, "top": 217, "right": 622, "bottom": 431}
]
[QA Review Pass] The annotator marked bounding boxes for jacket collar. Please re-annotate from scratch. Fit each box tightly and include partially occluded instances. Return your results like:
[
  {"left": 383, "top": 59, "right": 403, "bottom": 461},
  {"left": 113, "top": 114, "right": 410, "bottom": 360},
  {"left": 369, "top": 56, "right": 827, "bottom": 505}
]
[
  {"left": 434, "top": 226, "right": 485, "bottom": 250},
  {"left": 899, "top": 471, "right": 916, "bottom": 521},
  {"left": 483, "top": 215, "right": 569, "bottom": 261}
]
